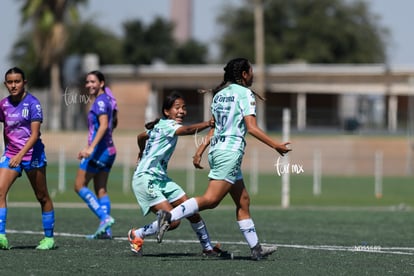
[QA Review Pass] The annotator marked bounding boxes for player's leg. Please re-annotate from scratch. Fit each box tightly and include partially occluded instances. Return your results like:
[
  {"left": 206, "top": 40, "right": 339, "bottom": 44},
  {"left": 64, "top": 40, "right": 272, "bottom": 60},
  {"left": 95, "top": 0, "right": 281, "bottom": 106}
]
[
  {"left": 26, "top": 166, "right": 55, "bottom": 250},
  {"left": 157, "top": 179, "right": 231, "bottom": 243},
  {"left": 230, "top": 178, "right": 277, "bottom": 260},
  {"left": 128, "top": 200, "right": 176, "bottom": 255},
  {"left": 75, "top": 169, "right": 114, "bottom": 237},
  {"left": 129, "top": 174, "right": 179, "bottom": 254},
  {"left": 0, "top": 165, "right": 19, "bottom": 250},
  {"left": 93, "top": 172, "right": 113, "bottom": 239},
  {"left": 172, "top": 195, "right": 215, "bottom": 253}
]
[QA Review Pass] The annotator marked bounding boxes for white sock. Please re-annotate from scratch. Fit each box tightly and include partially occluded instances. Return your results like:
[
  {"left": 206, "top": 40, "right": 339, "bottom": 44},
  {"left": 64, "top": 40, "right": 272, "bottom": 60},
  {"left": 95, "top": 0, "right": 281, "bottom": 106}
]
[
  {"left": 135, "top": 220, "right": 158, "bottom": 238},
  {"left": 170, "top": 198, "right": 199, "bottom": 221},
  {"left": 191, "top": 220, "right": 213, "bottom": 251},
  {"left": 238, "top": 218, "right": 259, "bottom": 248}
]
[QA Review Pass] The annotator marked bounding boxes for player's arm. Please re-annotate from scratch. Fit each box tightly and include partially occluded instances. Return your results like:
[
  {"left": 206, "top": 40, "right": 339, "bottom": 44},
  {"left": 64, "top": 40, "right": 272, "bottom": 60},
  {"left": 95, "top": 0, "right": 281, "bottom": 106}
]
[
  {"left": 175, "top": 117, "right": 214, "bottom": 136},
  {"left": 137, "top": 131, "right": 149, "bottom": 160},
  {"left": 244, "top": 114, "right": 291, "bottom": 156},
  {"left": 193, "top": 127, "right": 214, "bottom": 169},
  {"left": 79, "top": 114, "right": 108, "bottom": 159}
]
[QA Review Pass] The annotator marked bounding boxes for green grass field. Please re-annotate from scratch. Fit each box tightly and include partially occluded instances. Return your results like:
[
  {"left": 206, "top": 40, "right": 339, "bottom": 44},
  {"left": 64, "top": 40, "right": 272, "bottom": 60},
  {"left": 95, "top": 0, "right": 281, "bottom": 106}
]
[
  {"left": 7, "top": 164, "right": 414, "bottom": 207},
  {"left": 1, "top": 207, "right": 413, "bottom": 275},
  {"left": 2, "top": 166, "right": 414, "bottom": 275}
]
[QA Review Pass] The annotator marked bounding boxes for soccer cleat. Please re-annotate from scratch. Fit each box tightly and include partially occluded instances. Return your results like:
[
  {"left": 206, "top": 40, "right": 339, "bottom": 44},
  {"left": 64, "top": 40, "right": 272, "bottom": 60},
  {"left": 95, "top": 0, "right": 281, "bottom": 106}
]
[
  {"left": 36, "top": 237, "right": 56, "bottom": 250},
  {"left": 128, "top": 229, "right": 144, "bottom": 255},
  {"left": 250, "top": 243, "right": 277, "bottom": 260},
  {"left": 94, "top": 216, "right": 115, "bottom": 237},
  {"left": 202, "top": 243, "right": 233, "bottom": 259},
  {"left": 0, "top": 234, "right": 9, "bottom": 250},
  {"left": 96, "top": 231, "right": 113, "bottom": 240},
  {"left": 156, "top": 210, "right": 171, "bottom": 243}
]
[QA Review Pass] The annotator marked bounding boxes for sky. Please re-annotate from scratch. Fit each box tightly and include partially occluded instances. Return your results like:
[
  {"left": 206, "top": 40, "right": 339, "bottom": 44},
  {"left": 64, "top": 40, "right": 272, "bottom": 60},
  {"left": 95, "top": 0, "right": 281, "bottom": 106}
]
[{"left": 1, "top": 0, "right": 414, "bottom": 75}]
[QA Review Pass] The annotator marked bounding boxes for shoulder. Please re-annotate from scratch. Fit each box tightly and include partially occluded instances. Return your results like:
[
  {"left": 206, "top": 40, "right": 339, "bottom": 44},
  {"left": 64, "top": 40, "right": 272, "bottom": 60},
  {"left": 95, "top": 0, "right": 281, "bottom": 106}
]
[
  {"left": 231, "top": 84, "right": 251, "bottom": 95},
  {"left": 158, "top": 119, "right": 181, "bottom": 132},
  {"left": 27, "top": 93, "right": 42, "bottom": 104},
  {"left": 0, "top": 97, "right": 8, "bottom": 106},
  {"left": 159, "top": 118, "right": 179, "bottom": 127},
  {"left": 94, "top": 94, "right": 112, "bottom": 109},
  {"left": 96, "top": 93, "right": 111, "bottom": 103}
]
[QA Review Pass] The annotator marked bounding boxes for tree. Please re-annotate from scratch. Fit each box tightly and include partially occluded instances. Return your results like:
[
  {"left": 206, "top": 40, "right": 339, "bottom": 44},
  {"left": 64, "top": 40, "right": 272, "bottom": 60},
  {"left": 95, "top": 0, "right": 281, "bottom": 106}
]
[
  {"left": 66, "top": 21, "right": 123, "bottom": 65},
  {"left": 19, "top": 0, "right": 87, "bottom": 130},
  {"left": 168, "top": 39, "right": 208, "bottom": 64},
  {"left": 218, "top": 0, "right": 389, "bottom": 64},
  {"left": 10, "top": 31, "right": 50, "bottom": 88},
  {"left": 122, "top": 17, "right": 208, "bottom": 65},
  {"left": 123, "top": 17, "right": 175, "bottom": 65}
]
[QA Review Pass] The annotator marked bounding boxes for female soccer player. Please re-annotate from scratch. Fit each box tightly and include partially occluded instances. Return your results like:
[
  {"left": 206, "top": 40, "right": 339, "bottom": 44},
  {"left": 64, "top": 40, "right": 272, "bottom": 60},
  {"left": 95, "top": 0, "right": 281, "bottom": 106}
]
[
  {"left": 74, "top": 70, "right": 116, "bottom": 239},
  {"left": 128, "top": 93, "right": 230, "bottom": 257},
  {"left": 0, "top": 67, "right": 55, "bottom": 250},
  {"left": 157, "top": 58, "right": 291, "bottom": 260}
]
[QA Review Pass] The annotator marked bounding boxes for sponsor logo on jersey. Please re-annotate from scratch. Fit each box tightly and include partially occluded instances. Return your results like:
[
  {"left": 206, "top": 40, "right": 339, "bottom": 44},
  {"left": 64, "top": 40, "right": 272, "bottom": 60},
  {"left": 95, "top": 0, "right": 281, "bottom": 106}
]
[{"left": 214, "top": 95, "right": 235, "bottom": 103}]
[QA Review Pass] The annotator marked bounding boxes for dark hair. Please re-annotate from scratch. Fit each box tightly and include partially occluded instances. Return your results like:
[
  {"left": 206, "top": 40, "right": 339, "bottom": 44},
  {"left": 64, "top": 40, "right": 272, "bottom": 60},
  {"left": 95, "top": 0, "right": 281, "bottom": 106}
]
[
  {"left": 86, "top": 70, "right": 106, "bottom": 88},
  {"left": 86, "top": 70, "right": 119, "bottom": 129},
  {"left": 145, "top": 92, "right": 184, "bottom": 129},
  {"left": 199, "top": 58, "right": 264, "bottom": 100},
  {"left": 5, "top": 67, "right": 26, "bottom": 81},
  {"left": 212, "top": 58, "right": 251, "bottom": 94}
]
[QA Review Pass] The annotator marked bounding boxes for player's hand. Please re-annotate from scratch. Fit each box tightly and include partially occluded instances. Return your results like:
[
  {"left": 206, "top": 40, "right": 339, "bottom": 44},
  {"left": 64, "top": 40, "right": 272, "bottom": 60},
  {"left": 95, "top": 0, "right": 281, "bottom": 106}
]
[
  {"left": 8, "top": 155, "right": 22, "bottom": 168},
  {"left": 209, "top": 117, "right": 215, "bottom": 128},
  {"left": 79, "top": 146, "right": 93, "bottom": 159},
  {"left": 193, "top": 154, "right": 204, "bottom": 169},
  {"left": 275, "top": 142, "right": 292, "bottom": 156}
]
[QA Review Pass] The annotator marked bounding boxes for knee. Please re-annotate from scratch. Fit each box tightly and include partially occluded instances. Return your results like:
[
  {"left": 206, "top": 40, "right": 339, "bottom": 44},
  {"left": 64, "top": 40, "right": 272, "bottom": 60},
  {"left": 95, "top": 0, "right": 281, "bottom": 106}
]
[
  {"left": 186, "top": 213, "right": 202, "bottom": 223},
  {"left": 169, "top": 220, "right": 181, "bottom": 231},
  {"left": 202, "top": 196, "right": 221, "bottom": 209},
  {"left": 239, "top": 194, "right": 251, "bottom": 209},
  {"left": 35, "top": 192, "right": 51, "bottom": 206}
]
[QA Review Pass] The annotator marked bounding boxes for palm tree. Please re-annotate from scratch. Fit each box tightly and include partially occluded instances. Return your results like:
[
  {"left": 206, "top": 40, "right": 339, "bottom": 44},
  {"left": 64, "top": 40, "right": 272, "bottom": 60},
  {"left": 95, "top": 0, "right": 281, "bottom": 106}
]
[{"left": 20, "top": 0, "right": 86, "bottom": 130}]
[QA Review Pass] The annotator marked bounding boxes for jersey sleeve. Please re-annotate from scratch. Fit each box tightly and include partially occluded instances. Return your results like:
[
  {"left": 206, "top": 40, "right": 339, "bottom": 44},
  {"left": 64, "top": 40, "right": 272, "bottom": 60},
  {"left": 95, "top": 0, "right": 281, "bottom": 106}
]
[
  {"left": 94, "top": 98, "right": 111, "bottom": 117},
  {"left": 164, "top": 119, "right": 182, "bottom": 138},
  {"left": 239, "top": 88, "right": 256, "bottom": 117},
  {"left": 30, "top": 98, "right": 43, "bottom": 122}
]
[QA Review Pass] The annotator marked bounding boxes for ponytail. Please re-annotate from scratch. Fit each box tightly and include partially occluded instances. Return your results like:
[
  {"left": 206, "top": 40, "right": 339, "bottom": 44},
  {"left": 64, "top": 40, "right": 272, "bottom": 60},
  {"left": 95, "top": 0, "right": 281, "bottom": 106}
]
[{"left": 198, "top": 58, "right": 265, "bottom": 100}]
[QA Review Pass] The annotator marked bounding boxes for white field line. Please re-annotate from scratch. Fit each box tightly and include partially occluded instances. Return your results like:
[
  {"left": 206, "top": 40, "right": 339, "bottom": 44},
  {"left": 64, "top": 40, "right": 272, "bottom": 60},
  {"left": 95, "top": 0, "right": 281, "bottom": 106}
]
[
  {"left": 6, "top": 202, "right": 414, "bottom": 212},
  {"left": 7, "top": 229, "right": 414, "bottom": 256}
]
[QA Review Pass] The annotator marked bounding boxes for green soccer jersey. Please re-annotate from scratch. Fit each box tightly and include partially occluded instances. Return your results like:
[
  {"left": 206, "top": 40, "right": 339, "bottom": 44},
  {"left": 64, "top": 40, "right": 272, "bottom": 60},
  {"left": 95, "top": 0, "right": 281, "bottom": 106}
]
[
  {"left": 136, "top": 119, "right": 181, "bottom": 179},
  {"left": 210, "top": 83, "right": 256, "bottom": 154}
]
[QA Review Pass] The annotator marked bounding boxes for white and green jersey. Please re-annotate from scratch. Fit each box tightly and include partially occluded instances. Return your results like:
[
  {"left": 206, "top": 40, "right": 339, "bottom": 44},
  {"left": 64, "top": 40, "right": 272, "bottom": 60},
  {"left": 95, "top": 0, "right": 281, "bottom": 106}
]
[
  {"left": 136, "top": 118, "right": 181, "bottom": 179},
  {"left": 210, "top": 83, "right": 256, "bottom": 154}
]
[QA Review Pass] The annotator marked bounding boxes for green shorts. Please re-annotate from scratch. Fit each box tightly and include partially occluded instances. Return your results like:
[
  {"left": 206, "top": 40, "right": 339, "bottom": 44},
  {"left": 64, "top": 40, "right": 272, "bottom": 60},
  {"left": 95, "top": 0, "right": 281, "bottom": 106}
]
[
  {"left": 132, "top": 172, "right": 186, "bottom": 216},
  {"left": 208, "top": 149, "right": 243, "bottom": 184}
]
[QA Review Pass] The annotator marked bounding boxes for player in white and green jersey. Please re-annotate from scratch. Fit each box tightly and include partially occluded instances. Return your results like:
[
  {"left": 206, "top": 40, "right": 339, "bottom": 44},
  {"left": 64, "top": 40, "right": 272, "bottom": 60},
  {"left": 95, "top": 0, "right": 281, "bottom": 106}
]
[
  {"left": 128, "top": 93, "right": 231, "bottom": 258},
  {"left": 209, "top": 83, "right": 256, "bottom": 153},
  {"left": 157, "top": 58, "right": 292, "bottom": 260},
  {"left": 135, "top": 118, "right": 181, "bottom": 180}
]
